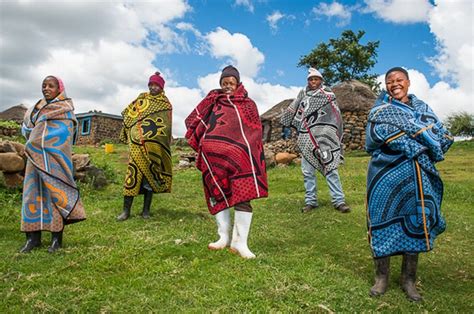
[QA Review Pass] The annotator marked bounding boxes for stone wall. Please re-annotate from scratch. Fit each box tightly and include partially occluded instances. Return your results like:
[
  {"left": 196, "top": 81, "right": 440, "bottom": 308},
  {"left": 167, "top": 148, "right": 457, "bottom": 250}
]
[
  {"left": 0, "top": 126, "right": 20, "bottom": 137},
  {"left": 341, "top": 111, "right": 368, "bottom": 151},
  {"left": 262, "top": 120, "right": 295, "bottom": 143},
  {"left": 76, "top": 116, "right": 123, "bottom": 145}
]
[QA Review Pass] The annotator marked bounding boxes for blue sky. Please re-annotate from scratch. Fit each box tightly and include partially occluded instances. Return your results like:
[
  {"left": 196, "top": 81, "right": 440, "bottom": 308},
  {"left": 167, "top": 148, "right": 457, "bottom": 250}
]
[
  {"left": 1, "top": 0, "right": 472, "bottom": 136},
  {"left": 166, "top": 0, "right": 439, "bottom": 87}
]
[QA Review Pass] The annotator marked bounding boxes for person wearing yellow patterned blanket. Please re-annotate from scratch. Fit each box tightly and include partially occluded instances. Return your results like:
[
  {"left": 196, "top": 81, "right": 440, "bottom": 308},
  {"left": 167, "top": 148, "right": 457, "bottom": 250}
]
[{"left": 117, "top": 72, "right": 173, "bottom": 221}]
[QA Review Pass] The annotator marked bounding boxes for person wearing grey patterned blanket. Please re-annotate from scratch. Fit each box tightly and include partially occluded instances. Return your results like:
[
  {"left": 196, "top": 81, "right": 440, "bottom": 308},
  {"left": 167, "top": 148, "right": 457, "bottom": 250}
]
[{"left": 281, "top": 67, "right": 350, "bottom": 214}]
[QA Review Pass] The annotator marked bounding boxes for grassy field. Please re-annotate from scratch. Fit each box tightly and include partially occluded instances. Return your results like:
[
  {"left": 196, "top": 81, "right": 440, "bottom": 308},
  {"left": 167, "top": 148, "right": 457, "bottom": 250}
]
[{"left": 0, "top": 141, "right": 473, "bottom": 312}]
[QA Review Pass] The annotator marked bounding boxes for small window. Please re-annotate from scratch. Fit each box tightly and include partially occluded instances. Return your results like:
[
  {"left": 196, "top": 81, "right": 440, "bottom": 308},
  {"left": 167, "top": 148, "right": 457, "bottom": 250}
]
[{"left": 81, "top": 118, "right": 91, "bottom": 135}]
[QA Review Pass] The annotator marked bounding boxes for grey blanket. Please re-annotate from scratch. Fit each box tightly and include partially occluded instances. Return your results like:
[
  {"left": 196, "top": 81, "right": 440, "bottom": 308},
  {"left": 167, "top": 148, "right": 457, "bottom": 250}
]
[{"left": 281, "top": 85, "right": 344, "bottom": 175}]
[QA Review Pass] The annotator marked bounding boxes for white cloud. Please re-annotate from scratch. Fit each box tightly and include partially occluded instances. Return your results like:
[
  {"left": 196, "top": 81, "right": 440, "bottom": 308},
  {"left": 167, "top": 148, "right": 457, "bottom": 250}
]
[
  {"left": 235, "top": 0, "right": 254, "bottom": 13},
  {"left": 0, "top": 0, "right": 192, "bottom": 137},
  {"left": 166, "top": 86, "right": 204, "bottom": 136},
  {"left": 428, "top": 0, "right": 474, "bottom": 91},
  {"left": 266, "top": 11, "right": 295, "bottom": 33},
  {"left": 205, "top": 27, "right": 265, "bottom": 78},
  {"left": 176, "top": 22, "right": 203, "bottom": 37},
  {"left": 363, "top": 0, "right": 432, "bottom": 24},
  {"left": 313, "top": 1, "right": 352, "bottom": 27},
  {"left": 266, "top": 11, "right": 285, "bottom": 32}
]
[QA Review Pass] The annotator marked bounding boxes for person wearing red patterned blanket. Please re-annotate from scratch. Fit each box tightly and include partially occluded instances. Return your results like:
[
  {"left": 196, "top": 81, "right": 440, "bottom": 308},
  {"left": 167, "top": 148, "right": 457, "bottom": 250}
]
[{"left": 185, "top": 65, "right": 268, "bottom": 259}]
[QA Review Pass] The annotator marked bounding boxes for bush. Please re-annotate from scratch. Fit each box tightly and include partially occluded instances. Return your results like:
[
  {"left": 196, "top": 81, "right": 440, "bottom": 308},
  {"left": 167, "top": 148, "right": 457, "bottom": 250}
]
[
  {"left": 445, "top": 112, "right": 474, "bottom": 136},
  {"left": 0, "top": 120, "right": 20, "bottom": 129}
]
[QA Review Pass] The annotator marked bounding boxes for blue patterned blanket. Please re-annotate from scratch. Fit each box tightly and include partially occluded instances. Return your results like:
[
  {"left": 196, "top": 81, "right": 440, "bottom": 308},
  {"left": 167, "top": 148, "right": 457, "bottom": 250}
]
[{"left": 365, "top": 91, "right": 453, "bottom": 257}]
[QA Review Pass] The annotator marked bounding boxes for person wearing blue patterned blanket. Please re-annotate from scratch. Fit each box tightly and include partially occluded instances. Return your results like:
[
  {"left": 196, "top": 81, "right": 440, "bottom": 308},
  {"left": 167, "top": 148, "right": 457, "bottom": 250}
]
[{"left": 365, "top": 67, "right": 453, "bottom": 301}]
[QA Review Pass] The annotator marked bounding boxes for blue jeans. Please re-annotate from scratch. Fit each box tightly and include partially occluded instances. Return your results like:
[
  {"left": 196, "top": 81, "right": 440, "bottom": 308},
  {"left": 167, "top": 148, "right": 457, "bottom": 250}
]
[{"left": 301, "top": 157, "right": 345, "bottom": 207}]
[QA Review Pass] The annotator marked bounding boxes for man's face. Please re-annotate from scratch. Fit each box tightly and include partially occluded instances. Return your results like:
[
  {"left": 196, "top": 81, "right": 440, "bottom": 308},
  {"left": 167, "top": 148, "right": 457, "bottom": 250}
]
[
  {"left": 307, "top": 76, "right": 322, "bottom": 90},
  {"left": 385, "top": 71, "right": 410, "bottom": 103},
  {"left": 149, "top": 83, "right": 162, "bottom": 96}
]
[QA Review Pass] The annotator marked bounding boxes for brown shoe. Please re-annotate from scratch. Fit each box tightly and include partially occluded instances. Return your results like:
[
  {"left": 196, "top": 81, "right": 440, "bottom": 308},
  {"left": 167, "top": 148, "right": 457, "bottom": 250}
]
[
  {"left": 335, "top": 203, "right": 351, "bottom": 213},
  {"left": 301, "top": 204, "right": 317, "bottom": 213}
]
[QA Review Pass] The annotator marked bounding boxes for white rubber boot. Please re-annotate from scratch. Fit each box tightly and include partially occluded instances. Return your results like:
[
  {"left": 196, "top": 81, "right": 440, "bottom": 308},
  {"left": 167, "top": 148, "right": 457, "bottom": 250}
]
[
  {"left": 230, "top": 211, "right": 256, "bottom": 259},
  {"left": 208, "top": 208, "right": 231, "bottom": 250}
]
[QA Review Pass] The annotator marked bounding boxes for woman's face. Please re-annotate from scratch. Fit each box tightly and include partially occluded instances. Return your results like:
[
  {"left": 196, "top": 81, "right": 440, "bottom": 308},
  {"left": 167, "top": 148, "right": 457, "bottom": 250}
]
[
  {"left": 220, "top": 76, "right": 238, "bottom": 94},
  {"left": 148, "top": 82, "right": 162, "bottom": 96},
  {"left": 307, "top": 76, "right": 322, "bottom": 90},
  {"left": 385, "top": 71, "right": 410, "bottom": 103},
  {"left": 42, "top": 77, "right": 60, "bottom": 100}
]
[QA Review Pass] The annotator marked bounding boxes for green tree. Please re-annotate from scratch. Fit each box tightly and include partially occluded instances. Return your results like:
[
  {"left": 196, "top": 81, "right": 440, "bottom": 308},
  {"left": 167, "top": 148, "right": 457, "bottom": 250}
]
[
  {"left": 298, "top": 30, "right": 380, "bottom": 90},
  {"left": 445, "top": 112, "right": 474, "bottom": 136}
]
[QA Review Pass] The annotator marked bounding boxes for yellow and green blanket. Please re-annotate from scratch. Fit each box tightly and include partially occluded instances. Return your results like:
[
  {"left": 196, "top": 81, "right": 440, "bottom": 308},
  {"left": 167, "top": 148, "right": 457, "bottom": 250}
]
[{"left": 121, "top": 92, "right": 173, "bottom": 196}]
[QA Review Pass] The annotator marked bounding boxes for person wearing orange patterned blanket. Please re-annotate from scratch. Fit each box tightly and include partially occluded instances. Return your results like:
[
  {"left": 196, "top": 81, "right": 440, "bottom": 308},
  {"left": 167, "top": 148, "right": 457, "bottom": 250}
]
[{"left": 21, "top": 76, "right": 86, "bottom": 253}]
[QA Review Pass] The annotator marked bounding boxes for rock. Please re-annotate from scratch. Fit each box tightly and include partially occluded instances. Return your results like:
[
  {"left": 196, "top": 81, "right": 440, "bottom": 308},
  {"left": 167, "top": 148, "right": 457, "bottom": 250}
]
[
  {"left": 10, "top": 142, "right": 25, "bottom": 157},
  {"left": 264, "top": 149, "right": 275, "bottom": 168},
  {"left": 178, "top": 160, "right": 191, "bottom": 168},
  {"left": 275, "top": 152, "right": 298, "bottom": 165},
  {"left": 3, "top": 172, "right": 23, "bottom": 188},
  {"left": 84, "top": 165, "right": 108, "bottom": 189},
  {"left": 74, "top": 171, "right": 87, "bottom": 182},
  {"left": 0, "top": 152, "right": 25, "bottom": 172},
  {"left": 0, "top": 141, "right": 16, "bottom": 153},
  {"left": 72, "top": 154, "right": 90, "bottom": 172},
  {"left": 180, "top": 153, "right": 196, "bottom": 163}
]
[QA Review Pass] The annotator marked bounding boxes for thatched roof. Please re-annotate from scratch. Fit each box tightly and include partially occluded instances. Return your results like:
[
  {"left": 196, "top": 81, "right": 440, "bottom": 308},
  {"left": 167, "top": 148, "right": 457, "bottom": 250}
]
[
  {"left": 332, "top": 80, "right": 376, "bottom": 112},
  {"left": 0, "top": 104, "right": 28, "bottom": 122},
  {"left": 261, "top": 80, "right": 376, "bottom": 121},
  {"left": 261, "top": 99, "right": 293, "bottom": 121}
]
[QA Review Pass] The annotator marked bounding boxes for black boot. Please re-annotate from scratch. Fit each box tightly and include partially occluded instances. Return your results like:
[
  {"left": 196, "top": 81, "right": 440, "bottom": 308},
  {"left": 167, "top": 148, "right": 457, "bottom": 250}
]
[
  {"left": 370, "top": 257, "right": 390, "bottom": 296},
  {"left": 48, "top": 231, "right": 63, "bottom": 253},
  {"left": 19, "top": 231, "right": 42, "bottom": 253},
  {"left": 401, "top": 253, "right": 422, "bottom": 302},
  {"left": 142, "top": 191, "right": 153, "bottom": 219},
  {"left": 117, "top": 196, "right": 134, "bottom": 221}
]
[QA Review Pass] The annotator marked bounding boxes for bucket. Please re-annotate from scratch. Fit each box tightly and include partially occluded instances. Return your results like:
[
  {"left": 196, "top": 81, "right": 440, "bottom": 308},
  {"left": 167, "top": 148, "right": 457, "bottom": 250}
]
[{"left": 104, "top": 143, "right": 114, "bottom": 153}]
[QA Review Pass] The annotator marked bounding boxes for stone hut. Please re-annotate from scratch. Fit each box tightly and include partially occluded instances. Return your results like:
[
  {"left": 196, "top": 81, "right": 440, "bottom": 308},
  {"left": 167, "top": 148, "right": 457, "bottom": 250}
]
[
  {"left": 332, "top": 80, "right": 376, "bottom": 150},
  {"left": 259, "top": 80, "right": 376, "bottom": 151},
  {"left": 0, "top": 104, "right": 28, "bottom": 123},
  {"left": 75, "top": 111, "right": 123, "bottom": 145},
  {"left": 261, "top": 99, "right": 294, "bottom": 143}
]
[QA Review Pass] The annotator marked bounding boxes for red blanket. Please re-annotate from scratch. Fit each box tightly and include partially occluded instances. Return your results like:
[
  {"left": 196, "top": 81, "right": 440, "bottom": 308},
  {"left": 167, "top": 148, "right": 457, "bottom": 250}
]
[{"left": 185, "top": 84, "right": 268, "bottom": 214}]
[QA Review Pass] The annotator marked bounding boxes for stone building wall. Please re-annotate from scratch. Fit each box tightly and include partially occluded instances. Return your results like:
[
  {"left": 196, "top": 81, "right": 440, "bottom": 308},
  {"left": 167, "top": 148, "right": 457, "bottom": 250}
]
[
  {"left": 262, "top": 119, "right": 296, "bottom": 143},
  {"left": 341, "top": 111, "right": 368, "bottom": 151},
  {"left": 76, "top": 116, "right": 123, "bottom": 145}
]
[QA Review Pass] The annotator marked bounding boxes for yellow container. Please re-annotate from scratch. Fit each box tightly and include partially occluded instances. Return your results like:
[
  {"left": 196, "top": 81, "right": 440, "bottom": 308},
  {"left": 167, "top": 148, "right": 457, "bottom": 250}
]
[{"left": 104, "top": 143, "right": 114, "bottom": 153}]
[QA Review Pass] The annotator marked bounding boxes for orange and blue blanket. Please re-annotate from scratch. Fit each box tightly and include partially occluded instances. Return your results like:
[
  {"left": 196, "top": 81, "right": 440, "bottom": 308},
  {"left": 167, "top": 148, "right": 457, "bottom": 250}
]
[
  {"left": 21, "top": 93, "right": 86, "bottom": 232},
  {"left": 365, "top": 91, "right": 453, "bottom": 258}
]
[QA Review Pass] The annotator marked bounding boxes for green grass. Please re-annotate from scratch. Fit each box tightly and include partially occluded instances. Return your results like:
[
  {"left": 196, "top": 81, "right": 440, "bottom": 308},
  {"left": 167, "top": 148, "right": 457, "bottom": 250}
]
[{"left": 1, "top": 142, "right": 473, "bottom": 312}]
